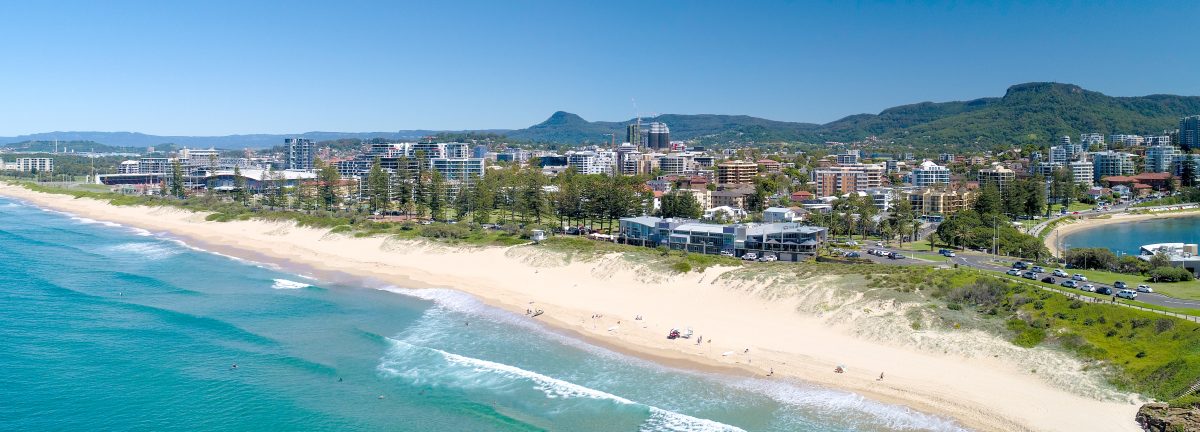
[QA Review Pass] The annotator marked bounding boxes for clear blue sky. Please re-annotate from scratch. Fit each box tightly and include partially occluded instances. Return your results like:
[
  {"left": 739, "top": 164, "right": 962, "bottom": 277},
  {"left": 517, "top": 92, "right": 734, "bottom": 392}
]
[{"left": 1, "top": 0, "right": 1197, "bottom": 136}]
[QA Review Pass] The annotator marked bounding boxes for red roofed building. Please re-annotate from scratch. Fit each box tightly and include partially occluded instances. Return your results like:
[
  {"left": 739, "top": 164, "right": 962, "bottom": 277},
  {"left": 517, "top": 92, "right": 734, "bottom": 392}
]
[
  {"left": 790, "top": 190, "right": 814, "bottom": 201},
  {"left": 1103, "top": 172, "right": 1175, "bottom": 192}
]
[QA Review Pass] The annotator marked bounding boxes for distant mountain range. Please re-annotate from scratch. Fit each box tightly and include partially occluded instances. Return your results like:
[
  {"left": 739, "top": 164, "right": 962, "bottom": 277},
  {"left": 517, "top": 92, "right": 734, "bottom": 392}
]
[
  {"left": 508, "top": 83, "right": 1200, "bottom": 147},
  {"left": 0, "top": 131, "right": 450, "bottom": 151},
  {"left": 4, "top": 82, "right": 1198, "bottom": 151}
]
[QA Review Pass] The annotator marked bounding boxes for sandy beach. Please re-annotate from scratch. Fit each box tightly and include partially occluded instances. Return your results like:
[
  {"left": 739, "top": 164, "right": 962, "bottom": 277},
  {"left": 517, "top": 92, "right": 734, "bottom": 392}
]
[
  {"left": 0, "top": 184, "right": 1144, "bottom": 432},
  {"left": 1044, "top": 209, "right": 1200, "bottom": 256}
]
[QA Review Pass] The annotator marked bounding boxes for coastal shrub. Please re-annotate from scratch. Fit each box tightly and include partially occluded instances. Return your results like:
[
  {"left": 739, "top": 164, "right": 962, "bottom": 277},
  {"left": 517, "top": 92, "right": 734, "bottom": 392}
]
[
  {"left": 946, "top": 278, "right": 1006, "bottom": 308},
  {"left": 1156, "top": 318, "right": 1176, "bottom": 333},
  {"left": 1149, "top": 267, "right": 1194, "bottom": 282},
  {"left": 418, "top": 223, "right": 470, "bottom": 240},
  {"left": 1013, "top": 327, "right": 1046, "bottom": 347},
  {"left": 671, "top": 262, "right": 692, "bottom": 273},
  {"left": 1169, "top": 394, "right": 1200, "bottom": 409},
  {"left": 1063, "top": 248, "right": 1117, "bottom": 271}
]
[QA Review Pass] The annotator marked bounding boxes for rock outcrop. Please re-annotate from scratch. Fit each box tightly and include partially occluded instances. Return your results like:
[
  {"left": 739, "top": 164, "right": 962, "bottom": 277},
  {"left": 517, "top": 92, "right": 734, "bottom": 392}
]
[{"left": 1137, "top": 403, "right": 1200, "bottom": 432}]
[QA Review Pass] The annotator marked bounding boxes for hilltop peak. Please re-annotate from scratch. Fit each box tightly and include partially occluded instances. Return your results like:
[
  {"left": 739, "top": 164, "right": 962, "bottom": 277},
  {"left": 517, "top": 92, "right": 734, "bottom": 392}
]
[
  {"left": 1003, "top": 82, "right": 1087, "bottom": 98},
  {"left": 537, "top": 111, "right": 589, "bottom": 126}
]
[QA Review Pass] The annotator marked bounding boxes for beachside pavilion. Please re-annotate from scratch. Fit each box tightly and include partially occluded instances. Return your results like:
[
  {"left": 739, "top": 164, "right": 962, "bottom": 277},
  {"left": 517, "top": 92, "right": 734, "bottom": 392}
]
[
  {"left": 617, "top": 216, "right": 828, "bottom": 261},
  {"left": 1138, "top": 243, "right": 1200, "bottom": 277}
]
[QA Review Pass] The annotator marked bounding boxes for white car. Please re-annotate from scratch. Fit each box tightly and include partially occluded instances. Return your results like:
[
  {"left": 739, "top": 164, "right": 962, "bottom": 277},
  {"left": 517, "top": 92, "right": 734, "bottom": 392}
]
[
  {"left": 1072, "top": 274, "right": 1087, "bottom": 281},
  {"left": 1052, "top": 269, "right": 1068, "bottom": 277},
  {"left": 1117, "top": 289, "right": 1138, "bottom": 300},
  {"left": 1081, "top": 284, "right": 1096, "bottom": 292},
  {"left": 1006, "top": 269, "right": 1021, "bottom": 276},
  {"left": 1136, "top": 285, "right": 1154, "bottom": 293},
  {"left": 742, "top": 252, "right": 758, "bottom": 261}
]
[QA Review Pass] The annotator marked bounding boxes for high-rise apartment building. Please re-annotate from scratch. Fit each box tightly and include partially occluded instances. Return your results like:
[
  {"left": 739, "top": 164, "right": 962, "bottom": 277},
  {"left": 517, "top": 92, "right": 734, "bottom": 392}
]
[
  {"left": 977, "top": 163, "right": 1016, "bottom": 190},
  {"left": 285, "top": 138, "right": 316, "bottom": 171},
  {"left": 1080, "top": 133, "right": 1105, "bottom": 151},
  {"left": 1181, "top": 115, "right": 1200, "bottom": 150},
  {"left": 1091, "top": 151, "right": 1135, "bottom": 181},
  {"left": 646, "top": 122, "right": 670, "bottom": 150},
  {"left": 811, "top": 164, "right": 884, "bottom": 197},
  {"left": 626, "top": 123, "right": 642, "bottom": 147},
  {"left": 910, "top": 160, "right": 950, "bottom": 187},
  {"left": 1068, "top": 159, "right": 1094, "bottom": 185},
  {"left": 835, "top": 150, "right": 860, "bottom": 165},
  {"left": 716, "top": 160, "right": 757, "bottom": 185},
  {"left": 1146, "top": 142, "right": 1183, "bottom": 173}
]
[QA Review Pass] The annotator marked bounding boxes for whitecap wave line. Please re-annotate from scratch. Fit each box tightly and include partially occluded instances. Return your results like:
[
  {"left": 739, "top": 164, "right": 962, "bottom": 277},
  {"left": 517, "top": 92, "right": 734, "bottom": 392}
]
[
  {"left": 103, "top": 242, "right": 184, "bottom": 260},
  {"left": 378, "top": 339, "right": 745, "bottom": 432},
  {"left": 378, "top": 287, "right": 631, "bottom": 359},
  {"left": 128, "top": 227, "right": 154, "bottom": 237},
  {"left": 71, "top": 216, "right": 123, "bottom": 228},
  {"left": 272, "top": 279, "right": 310, "bottom": 290}
]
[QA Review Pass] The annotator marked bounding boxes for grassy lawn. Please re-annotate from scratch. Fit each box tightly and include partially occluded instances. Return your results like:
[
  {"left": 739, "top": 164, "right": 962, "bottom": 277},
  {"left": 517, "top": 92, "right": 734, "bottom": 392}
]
[
  {"left": 908, "top": 252, "right": 949, "bottom": 262},
  {"left": 1064, "top": 201, "right": 1093, "bottom": 212},
  {"left": 1062, "top": 268, "right": 1200, "bottom": 300}
]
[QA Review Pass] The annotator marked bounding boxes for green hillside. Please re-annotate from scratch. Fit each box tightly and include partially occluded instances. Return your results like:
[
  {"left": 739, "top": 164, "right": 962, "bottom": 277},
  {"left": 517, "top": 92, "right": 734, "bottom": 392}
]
[{"left": 506, "top": 83, "right": 1200, "bottom": 148}]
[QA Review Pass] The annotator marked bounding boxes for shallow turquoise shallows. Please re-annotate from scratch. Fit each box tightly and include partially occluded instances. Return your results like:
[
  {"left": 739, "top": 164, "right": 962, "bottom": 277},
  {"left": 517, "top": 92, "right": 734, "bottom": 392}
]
[
  {"left": 1060, "top": 214, "right": 1200, "bottom": 255},
  {"left": 0, "top": 197, "right": 965, "bottom": 432}
]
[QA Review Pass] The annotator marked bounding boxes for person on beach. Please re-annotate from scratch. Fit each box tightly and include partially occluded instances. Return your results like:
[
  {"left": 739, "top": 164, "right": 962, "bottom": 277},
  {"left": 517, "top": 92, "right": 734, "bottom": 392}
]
[
  {"left": 768, "top": 368, "right": 774, "bottom": 377},
  {"left": 878, "top": 372, "right": 884, "bottom": 381}
]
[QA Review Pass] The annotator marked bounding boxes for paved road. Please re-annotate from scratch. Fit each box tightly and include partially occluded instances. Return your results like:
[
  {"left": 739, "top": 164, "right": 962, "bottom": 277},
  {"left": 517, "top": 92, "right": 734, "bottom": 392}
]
[
  {"left": 833, "top": 247, "right": 1200, "bottom": 310},
  {"left": 949, "top": 253, "right": 1200, "bottom": 310}
]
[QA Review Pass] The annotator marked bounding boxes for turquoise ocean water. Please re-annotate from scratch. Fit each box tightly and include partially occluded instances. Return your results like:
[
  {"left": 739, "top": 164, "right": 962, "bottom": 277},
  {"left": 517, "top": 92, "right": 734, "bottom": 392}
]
[
  {"left": 0, "top": 197, "right": 965, "bottom": 432},
  {"left": 1060, "top": 214, "right": 1200, "bottom": 255}
]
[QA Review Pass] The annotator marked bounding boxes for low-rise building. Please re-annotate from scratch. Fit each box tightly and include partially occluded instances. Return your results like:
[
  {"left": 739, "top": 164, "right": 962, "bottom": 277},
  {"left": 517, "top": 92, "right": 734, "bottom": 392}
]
[
  {"left": 762, "top": 206, "right": 801, "bottom": 223},
  {"left": 617, "top": 217, "right": 828, "bottom": 261}
]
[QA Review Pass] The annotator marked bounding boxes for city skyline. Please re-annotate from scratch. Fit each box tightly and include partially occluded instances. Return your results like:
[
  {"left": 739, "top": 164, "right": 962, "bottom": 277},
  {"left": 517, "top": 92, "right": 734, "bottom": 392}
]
[{"left": 1, "top": 1, "right": 1198, "bottom": 136}]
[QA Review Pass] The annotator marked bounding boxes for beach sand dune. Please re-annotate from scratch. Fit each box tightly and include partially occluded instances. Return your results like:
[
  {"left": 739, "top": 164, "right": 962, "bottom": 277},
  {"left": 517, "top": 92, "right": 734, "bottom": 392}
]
[{"left": 0, "top": 184, "right": 1142, "bottom": 432}]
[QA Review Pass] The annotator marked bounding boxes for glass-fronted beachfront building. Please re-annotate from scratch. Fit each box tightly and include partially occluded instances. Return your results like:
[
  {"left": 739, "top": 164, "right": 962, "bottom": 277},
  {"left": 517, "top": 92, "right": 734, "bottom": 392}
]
[{"left": 617, "top": 216, "right": 827, "bottom": 262}]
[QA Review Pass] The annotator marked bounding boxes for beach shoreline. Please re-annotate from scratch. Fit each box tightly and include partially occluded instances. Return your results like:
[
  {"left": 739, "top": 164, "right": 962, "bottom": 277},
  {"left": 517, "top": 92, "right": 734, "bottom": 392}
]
[
  {"left": 0, "top": 184, "right": 1143, "bottom": 432},
  {"left": 1044, "top": 209, "right": 1200, "bottom": 256}
]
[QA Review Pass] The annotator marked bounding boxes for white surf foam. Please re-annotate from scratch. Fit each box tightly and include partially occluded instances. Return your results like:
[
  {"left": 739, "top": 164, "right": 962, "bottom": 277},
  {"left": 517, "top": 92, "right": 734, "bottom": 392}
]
[
  {"left": 379, "top": 339, "right": 744, "bottom": 432},
  {"left": 380, "top": 287, "right": 967, "bottom": 431},
  {"left": 71, "top": 216, "right": 123, "bottom": 228},
  {"left": 104, "top": 242, "right": 183, "bottom": 260},
  {"left": 724, "top": 378, "right": 967, "bottom": 431},
  {"left": 271, "top": 279, "right": 310, "bottom": 290}
]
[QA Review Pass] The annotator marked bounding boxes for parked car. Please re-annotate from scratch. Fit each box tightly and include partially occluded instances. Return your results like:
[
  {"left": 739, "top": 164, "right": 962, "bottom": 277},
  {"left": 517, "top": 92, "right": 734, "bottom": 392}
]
[
  {"left": 1117, "top": 289, "right": 1138, "bottom": 300},
  {"left": 1012, "top": 261, "right": 1029, "bottom": 270},
  {"left": 845, "top": 251, "right": 860, "bottom": 258},
  {"left": 1096, "top": 287, "right": 1113, "bottom": 295},
  {"left": 1052, "top": 269, "right": 1068, "bottom": 277},
  {"left": 720, "top": 250, "right": 734, "bottom": 257},
  {"left": 1081, "top": 283, "right": 1096, "bottom": 292},
  {"left": 742, "top": 252, "right": 758, "bottom": 261},
  {"left": 866, "top": 248, "right": 876, "bottom": 255},
  {"left": 1041, "top": 276, "right": 1056, "bottom": 284},
  {"left": 1072, "top": 274, "right": 1087, "bottom": 281},
  {"left": 888, "top": 253, "right": 905, "bottom": 260},
  {"left": 1113, "top": 281, "right": 1127, "bottom": 289},
  {"left": 1060, "top": 280, "right": 1078, "bottom": 288},
  {"left": 1022, "top": 271, "right": 1037, "bottom": 279},
  {"left": 1006, "top": 269, "right": 1022, "bottom": 276},
  {"left": 1136, "top": 285, "right": 1154, "bottom": 293},
  {"left": 1031, "top": 266, "right": 1045, "bottom": 273},
  {"left": 940, "top": 250, "right": 956, "bottom": 257}
]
